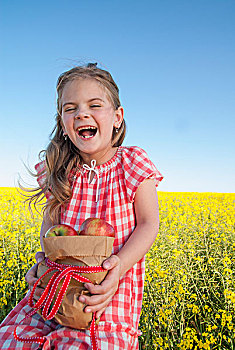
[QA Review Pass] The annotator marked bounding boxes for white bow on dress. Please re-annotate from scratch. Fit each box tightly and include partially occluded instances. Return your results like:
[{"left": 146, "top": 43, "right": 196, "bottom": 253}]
[{"left": 82, "top": 159, "right": 100, "bottom": 202}]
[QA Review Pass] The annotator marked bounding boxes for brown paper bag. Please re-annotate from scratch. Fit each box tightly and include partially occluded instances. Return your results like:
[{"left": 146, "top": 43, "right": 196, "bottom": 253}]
[{"left": 35, "top": 235, "right": 114, "bottom": 330}]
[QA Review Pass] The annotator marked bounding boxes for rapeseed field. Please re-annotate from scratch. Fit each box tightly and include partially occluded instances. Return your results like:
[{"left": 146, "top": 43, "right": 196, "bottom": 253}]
[{"left": 0, "top": 188, "right": 234, "bottom": 349}]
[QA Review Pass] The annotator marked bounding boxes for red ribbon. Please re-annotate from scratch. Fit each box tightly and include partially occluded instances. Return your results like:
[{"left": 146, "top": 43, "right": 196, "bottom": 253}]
[{"left": 14, "top": 258, "right": 105, "bottom": 350}]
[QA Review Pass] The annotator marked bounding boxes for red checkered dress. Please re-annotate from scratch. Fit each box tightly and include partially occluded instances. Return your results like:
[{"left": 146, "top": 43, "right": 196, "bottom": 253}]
[{"left": 0, "top": 146, "right": 163, "bottom": 349}]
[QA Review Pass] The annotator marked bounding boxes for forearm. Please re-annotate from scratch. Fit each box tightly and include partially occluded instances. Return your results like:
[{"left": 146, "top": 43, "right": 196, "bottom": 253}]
[{"left": 117, "top": 221, "right": 159, "bottom": 278}]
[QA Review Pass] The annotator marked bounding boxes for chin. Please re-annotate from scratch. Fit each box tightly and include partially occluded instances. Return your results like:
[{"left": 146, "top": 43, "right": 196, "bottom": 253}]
[{"left": 79, "top": 144, "right": 109, "bottom": 157}]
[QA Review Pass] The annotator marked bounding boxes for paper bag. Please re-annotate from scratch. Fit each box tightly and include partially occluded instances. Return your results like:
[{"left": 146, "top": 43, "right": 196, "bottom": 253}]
[{"left": 35, "top": 235, "right": 114, "bottom": 329}]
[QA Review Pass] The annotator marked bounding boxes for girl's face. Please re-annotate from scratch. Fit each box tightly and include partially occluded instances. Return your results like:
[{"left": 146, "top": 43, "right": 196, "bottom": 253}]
[{"left": 61, "top": 78, "right": 124, "bottom": 165}]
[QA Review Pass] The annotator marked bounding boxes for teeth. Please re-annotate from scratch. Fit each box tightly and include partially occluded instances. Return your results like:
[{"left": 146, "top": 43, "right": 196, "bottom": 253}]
[
  {"left": 78, "top": 126, "right": 97, "bottom": 131},
  {"left": 82, "top": 135, "right": 93, "bottom": 139}
]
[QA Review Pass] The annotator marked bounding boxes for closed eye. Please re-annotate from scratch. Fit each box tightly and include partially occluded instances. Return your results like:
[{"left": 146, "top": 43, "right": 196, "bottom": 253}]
[
  {"left": 64, "top": 105, "right": 101, "bottom": 112},
  {"left": 65, "top": 107, "right": 76, "bottom": 112}
]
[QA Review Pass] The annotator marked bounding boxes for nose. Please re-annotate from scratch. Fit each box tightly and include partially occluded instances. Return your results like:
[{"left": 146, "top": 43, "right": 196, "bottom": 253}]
[{"left": 75, "top": 108, "right": 90, "bottom": 119}]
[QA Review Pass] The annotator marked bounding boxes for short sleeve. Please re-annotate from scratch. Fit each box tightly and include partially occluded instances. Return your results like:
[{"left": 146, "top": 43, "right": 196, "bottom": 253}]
[
  {"left": 35, "top": 160, "right": 53, "bottom": 200},
  {"left": 122, "top": 147, "right": 164, "bottom": 202}
]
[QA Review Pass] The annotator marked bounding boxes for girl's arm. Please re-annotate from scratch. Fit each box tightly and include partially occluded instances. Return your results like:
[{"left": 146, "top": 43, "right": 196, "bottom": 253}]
[
  {"left": 79, "top": 179, "right": 159, "bottom": 318},
  {"left": 117, "top": 178, "right": 159, "bottom": 277}
]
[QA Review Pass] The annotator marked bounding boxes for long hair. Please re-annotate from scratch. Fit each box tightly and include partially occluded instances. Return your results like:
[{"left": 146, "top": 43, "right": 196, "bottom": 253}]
[{"left": 20, "top": 63, "right": 126, "bottom": 224}]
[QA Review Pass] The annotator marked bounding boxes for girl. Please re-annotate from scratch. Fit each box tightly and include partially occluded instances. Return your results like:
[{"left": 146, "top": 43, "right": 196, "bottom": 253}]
[{"left": 0, "top": 63, "right": 163, "bottom": 349}]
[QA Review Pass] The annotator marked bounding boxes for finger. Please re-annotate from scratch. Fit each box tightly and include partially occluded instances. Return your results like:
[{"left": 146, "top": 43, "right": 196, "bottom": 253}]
[
  {"left": 79, "top": 291, "right": 112, "bottom": 306},
  {"left": 84, "top": 283, "right": 109, "bottom": 295},
  {"left": 96, "top": 307, "right": 106, "bottom": 319},
  {"left": 88, "top": 266, "right": 120, "bottom": 293},
  {"left": 34, "top": 287, "right": 44, "bottom": 297},
  {"left": 29, "top": 286, "right": 44, "bottom": 297},
  {"left": 84, "top": 297, "right": 112, "bottom": 314},
  {"left": 102, "top": 255, "right": 120, "bottom": 270},
  {"left": 35, "top": 251, "right": 45, "bottom": 264},
  {"left": 25, "top": 263, "right": 38, "bottom": 282},
  {"left": 26, "top": 276, "right": 38, "bottom": 285}
]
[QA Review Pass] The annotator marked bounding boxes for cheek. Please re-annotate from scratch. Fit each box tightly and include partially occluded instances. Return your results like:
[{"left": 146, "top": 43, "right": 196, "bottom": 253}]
[
  {"left": 62, "top": 114, "right": 73, "bottom": 127},
  {"left": 97, "top": 109, "right": 115, "bottom": 126}
]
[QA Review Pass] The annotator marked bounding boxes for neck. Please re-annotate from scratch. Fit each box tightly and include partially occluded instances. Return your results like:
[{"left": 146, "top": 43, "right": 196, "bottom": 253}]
[{"left": 80, "top": 147, "right": 118, "bottom": 167}]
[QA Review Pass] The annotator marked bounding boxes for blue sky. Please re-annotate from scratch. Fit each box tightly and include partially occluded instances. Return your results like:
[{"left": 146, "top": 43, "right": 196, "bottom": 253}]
[{"left": 0, "top": 0, "right": 234, "bottom": 192}]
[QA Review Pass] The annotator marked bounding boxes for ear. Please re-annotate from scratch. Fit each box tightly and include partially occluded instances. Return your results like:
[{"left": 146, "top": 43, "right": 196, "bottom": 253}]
[{"left": 114, "top": 106, "right": 124, "bottom": 128}]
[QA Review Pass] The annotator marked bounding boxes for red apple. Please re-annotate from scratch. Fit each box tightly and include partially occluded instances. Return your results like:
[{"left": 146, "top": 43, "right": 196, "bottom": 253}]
[
  {"left": 45, "top": 224, "right": 78, "bottom": 237},
  {"left": 79, "top": 218, "right": 115, "bottom": 238}
]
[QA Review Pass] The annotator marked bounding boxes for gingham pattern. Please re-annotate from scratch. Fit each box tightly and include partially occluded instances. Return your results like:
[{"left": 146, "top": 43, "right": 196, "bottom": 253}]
[{"left": 0, "top": 146, "right": 163, "bottom": 349}]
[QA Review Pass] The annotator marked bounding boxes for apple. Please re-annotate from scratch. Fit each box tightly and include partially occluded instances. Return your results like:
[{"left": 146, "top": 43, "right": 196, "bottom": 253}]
[
  {"left": 45, "top": 224, "right": 78, "bottom": 237},
  {"left": 79, "top": 218, "right": 115, "bottom": 238}
]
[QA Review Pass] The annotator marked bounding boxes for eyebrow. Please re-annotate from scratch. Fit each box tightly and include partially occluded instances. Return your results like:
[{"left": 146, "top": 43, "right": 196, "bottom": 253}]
[{"left": 62, "top": 98, "right": 105, "bottom": 108}]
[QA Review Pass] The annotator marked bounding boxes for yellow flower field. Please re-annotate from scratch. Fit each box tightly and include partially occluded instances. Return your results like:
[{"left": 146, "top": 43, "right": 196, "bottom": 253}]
[{"left": 0, "top": 188, "right": 234, "bottom": 349}]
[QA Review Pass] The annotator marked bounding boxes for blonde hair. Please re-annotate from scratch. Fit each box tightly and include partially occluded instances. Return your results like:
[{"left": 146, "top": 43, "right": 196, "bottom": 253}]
[{"left": 21, "top": 63, "right": 126, "bottom": 223}]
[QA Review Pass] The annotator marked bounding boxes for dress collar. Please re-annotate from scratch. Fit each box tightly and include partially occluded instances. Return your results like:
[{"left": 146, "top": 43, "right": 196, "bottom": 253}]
[{"left": 80, "top": 146, "right": 122, "bottom": 173}]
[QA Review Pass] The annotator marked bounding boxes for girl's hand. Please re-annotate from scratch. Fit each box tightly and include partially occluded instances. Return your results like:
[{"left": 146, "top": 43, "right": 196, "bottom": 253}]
[
  {"left": 25, "top": 251, "right": 45, "bottom": 297},
  {"left": 79, "top": 255, "right": 121, "bottom": 319}
]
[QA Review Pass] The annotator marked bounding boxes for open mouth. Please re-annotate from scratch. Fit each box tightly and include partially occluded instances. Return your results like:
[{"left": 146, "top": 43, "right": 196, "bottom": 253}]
[{"left": 77, "top": 126, "right": 97, "bottom": 139}]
